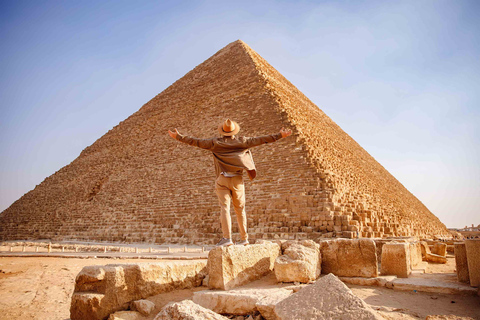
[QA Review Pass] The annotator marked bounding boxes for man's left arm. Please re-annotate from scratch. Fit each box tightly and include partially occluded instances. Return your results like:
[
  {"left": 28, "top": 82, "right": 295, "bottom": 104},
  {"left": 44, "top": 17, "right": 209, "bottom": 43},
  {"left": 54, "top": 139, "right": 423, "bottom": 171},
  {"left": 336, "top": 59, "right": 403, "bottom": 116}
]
[{"left": 244, "top": 128, "right": 292, "bottom": 148}]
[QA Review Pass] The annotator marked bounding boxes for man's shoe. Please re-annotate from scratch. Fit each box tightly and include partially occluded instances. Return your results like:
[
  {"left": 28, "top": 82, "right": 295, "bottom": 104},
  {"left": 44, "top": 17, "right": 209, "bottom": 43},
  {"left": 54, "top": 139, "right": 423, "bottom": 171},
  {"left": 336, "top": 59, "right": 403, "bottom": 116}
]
[
  {"left": 216, "top": 238, "right": 234, "bottom": 247},
  {"left": 236, "top": 240, "right": 249, "bottom": 246}
]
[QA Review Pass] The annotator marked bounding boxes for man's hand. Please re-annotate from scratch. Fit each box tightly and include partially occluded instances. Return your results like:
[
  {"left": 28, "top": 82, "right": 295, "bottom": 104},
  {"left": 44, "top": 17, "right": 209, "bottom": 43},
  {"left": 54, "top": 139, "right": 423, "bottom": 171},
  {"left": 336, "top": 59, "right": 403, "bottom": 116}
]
[
  {"left": 168, "top": 129, "right": 179, "bottom": 139},
  {"left": 280, "top": 128, "right": 292, "bottom": 138}
]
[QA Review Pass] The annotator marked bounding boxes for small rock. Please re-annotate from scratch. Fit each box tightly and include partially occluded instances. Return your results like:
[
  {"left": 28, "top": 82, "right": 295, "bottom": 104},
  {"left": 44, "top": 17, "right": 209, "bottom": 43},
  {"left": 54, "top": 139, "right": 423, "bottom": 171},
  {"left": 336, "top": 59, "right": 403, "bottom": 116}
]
[{"left": 131, "top": 299, "right": 155, "bottom": 316}]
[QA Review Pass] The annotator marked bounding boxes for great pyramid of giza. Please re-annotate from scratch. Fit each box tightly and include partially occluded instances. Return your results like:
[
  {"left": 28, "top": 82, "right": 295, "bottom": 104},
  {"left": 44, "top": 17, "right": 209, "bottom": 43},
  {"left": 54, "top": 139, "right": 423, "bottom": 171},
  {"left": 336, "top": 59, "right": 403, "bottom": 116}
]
[{"left": 0, "top": 40, "right": 449, "bottom": 244}]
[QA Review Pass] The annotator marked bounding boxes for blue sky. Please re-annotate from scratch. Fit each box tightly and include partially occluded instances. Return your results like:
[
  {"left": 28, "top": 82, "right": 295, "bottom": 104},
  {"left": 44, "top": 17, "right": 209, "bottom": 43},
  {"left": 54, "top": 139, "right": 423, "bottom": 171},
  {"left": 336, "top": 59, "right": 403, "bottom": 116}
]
[{"left": 1, "top": 0, "right": 479, "bottom": 228}]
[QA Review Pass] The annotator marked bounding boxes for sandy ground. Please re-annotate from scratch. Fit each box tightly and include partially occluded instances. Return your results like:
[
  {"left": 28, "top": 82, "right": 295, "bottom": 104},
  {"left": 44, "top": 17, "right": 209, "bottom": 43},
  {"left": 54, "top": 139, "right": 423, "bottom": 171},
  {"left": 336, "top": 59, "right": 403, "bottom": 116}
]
[{"left": 0, "top": 256, "right": 479, "bottom": 320}]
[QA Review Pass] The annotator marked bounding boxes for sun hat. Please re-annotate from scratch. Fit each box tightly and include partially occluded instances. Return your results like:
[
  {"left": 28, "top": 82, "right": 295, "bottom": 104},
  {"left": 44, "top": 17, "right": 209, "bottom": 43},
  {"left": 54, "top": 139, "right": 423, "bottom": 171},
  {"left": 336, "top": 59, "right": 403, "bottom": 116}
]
[{"left": 218, "top": 119, "right": 240, "bottom": 136}]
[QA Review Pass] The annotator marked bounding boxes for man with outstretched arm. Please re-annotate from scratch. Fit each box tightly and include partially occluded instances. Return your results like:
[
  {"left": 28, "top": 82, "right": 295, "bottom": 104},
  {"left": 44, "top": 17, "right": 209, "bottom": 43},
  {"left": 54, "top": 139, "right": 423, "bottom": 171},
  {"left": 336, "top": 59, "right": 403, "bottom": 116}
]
[{"left": 168, "top": 119, "right": 292, "bottom": 247}]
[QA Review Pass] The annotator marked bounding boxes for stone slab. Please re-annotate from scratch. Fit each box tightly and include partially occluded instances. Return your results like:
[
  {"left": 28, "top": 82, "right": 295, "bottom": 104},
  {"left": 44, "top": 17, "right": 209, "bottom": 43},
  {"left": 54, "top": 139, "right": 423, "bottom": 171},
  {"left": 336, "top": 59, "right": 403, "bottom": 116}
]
[
  {"left": 465, "top": 239, "right": 480, "bottom": 287},
  {"left": 339, "top": 275, "right": 397, "bottom": 287},
  {"left": 381, "top": 243, "right": 410, "bottom": 278},
  {"left": 154, "top": 300, "right": 228, "bottom": 320},
  {"left": 193, "top": 287, "right": 292, "bottom": 316},
  {"left": 274, "top": 273, "right": 383, "bottom": 319},
  {"left": 320, "top": 239, "right": 378, "bottom": 278},
  {"left": 70, "top": 261, "right": 207, "bottom": 320},
  {"left": 409, "top": 242, "right": 423, "bottom": 267},
  {"left": 391, "top": 277, "right": 477, "bottom": 295},
  {"left": 454, "top": 242, "right": 470, "bottom": 284},
  {"left": 207, "top": 242, "right": 280, "bottom": 290}
]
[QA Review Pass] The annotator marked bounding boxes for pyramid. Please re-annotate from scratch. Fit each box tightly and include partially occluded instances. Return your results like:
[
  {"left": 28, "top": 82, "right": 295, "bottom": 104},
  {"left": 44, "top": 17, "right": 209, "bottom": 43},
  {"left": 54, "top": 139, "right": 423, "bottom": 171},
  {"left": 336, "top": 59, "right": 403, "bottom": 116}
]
[{"left": 0, "top": 40, "right": 449, "bottom": 244}]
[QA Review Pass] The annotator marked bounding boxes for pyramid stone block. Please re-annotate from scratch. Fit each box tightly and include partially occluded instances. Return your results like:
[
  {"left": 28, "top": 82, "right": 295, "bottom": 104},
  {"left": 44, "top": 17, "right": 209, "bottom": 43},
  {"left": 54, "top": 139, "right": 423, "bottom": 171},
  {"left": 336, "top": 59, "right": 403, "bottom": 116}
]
[
  {"left": 207, "top": 242, "right": 280, "bottom": 290},
  {"left": 0, "top": 40, "right": 449, "bottom": 244}
]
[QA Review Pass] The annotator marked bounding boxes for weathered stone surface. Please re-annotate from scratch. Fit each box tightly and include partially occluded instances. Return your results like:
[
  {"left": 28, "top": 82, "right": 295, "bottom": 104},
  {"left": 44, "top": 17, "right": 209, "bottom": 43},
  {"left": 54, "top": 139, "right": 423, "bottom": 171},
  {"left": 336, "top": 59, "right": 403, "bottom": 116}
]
[
  {"left": 131, "top": 299, "right": 155, "bottom": 316},
  {"left": 433, "top": 243, "right": 447, "bottom": 257},
  {"left": 70, "top": 261, "right": 207, "bottom": 320},
  {"left": 420, "top": 241, "right": 431, "bottom": 260},
  {"left": 207, "top": 243, "right": 280, "bottom": 290},
  {"left": 0, "top": 40, "right": 450, "bottom": 245},
  {"left": 274, "top": 240, "right": 320, "bottom": 283},
  {"left": 391, "top": 277, "right": 477, "bottom": 295},
  {"left": 193, "top": 288, "right": 292, "bottom": 316},
  {"left": 409, "top": 242, "right": 422, "bottom": 267},
  {"left": 465, "top": 239, "right": 480, "bottom": 287},
  {"left": 339, "top": 276, "right": 397, "bottom": 287},
  {"left": 454, "top": 242, "right": 470, "bottom": 284},
  {"left": 108, "top": 310, "right": 145, "bottom": 320},
  {"left": 381, "top": 243, "right": 410, "bottom": 278},
  {"left": 320, "top": 239, "right": 378, "bottom": 278},
  {"left": 274, "top": 273, "right": 383, "bottom": 319},
  {"left": 426, "top": 253, "right": 447, "bottom": 264},
  {"left": 154, "top": 300, "right": 228, "bottom": 320}
]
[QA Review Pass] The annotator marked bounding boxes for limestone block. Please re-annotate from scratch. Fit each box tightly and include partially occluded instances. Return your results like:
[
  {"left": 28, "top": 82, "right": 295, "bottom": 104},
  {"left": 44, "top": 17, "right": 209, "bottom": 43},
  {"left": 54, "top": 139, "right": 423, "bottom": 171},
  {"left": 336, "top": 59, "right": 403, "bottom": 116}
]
[
  {"left": 108, "top": 311, "right": 145, "bottom": 320},
  {"left": 193, "top": 288, "right": 292, "bottom": 316},
  {"left": 420, "top": 241, "right": 431, "bottom": 260},
  {"left": 320, "top": 239, "right": 378, "bottom": 278},
  {"left": 454, "top": 242, "right": 470, "bottom": 284},
  {"left": 207, "top": 242, "right": 280, "bottom": 290},
  {"left": 274, "top": 273, "right": 383, "bottom": 320},
  {"left": 465, "top": 239, "right": 480, "bottom": 287},
  {"left": 154, "top": 300, "right": 228, "bottom": 320},
  {"left": 426, "top": 253, "right": 447, "bottom": 264},
  {"left": 408, "top": 242, "right": 422, "bottom": 268},
  {"left": 381, "top": 243, "right": 411, "bottom": 278},
  {"left": 274, "top": 240, "right": 321, "bottom": 283},
  {"left": 426, "top": 316, "right": 475, "bottom": 320},
  {"left": 131, "top": 299, "right": 155, "bottom": 316},
  {"left": 70, "top": 261, "right": 207, "bottom": 320},
  {"left": 433, "top": 243, "right": 447, "bottom": 257}
]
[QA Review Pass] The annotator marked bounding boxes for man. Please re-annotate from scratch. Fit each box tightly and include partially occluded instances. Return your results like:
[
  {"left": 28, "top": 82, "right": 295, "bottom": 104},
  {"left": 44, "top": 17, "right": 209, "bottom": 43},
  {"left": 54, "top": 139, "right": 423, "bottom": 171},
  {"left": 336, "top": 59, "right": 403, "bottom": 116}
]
[{"left": 168, "top": 119, "right": 292, "bottom": 247}]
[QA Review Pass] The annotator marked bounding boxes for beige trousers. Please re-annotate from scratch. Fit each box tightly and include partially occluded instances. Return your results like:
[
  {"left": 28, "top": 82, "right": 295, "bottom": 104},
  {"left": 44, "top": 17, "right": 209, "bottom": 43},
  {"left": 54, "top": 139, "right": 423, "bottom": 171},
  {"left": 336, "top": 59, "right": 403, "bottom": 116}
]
[{"left": 215, "top": 175, "right": 248, "bottom": 241}]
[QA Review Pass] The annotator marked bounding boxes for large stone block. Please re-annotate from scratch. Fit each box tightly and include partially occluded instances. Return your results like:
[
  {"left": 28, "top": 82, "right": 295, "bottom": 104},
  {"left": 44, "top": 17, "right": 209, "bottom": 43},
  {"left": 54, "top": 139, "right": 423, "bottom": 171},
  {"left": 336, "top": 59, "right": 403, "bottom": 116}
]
[
  {"left": 433, "top": 243, "right": 447, "bottom": 257},
  {"left": 275, "top": 240, "right": 321, "bottom": 283},
  {"left": 420, "top": 241, "right": 431, "bottom": 260},
  {"left": 380, "top": 243, "right": 410, "bottom": 278},
  {"left": 410, "top": 242, "right": 423, "bottom": 268},
  {"left": 274, "top": 273, "right": 383, "bottom": 320},
  {"left": 454, "top": 242, "right": 470, "bottom": 284},
  {"left": 465, "top": 239, "right": 480, "bottom": 287},
  {"left": 207, "top": 242, "right": 280, "bottom": 290},
  {"left": 193, "top": 287, "right": 292, "bottom": 317},
  {"left": 70, "top": 261, "right": 207, "bottom": 320},
  {"left": 154, "top": 300, "right": 228, "bottom": 320},
  {"left": 319, "top": 239, "right": 378, "bottom": 278}
]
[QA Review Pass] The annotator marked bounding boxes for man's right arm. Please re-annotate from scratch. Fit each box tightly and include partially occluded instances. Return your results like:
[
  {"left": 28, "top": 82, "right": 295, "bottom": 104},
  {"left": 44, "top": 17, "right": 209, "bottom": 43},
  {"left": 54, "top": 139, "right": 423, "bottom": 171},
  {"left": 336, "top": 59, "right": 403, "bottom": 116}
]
[
  {"left": 243, "top": 128, "right": 292, "bottom": 148},
  {"left": 168, "top": 129, "right": 214, "bottom": 150}
]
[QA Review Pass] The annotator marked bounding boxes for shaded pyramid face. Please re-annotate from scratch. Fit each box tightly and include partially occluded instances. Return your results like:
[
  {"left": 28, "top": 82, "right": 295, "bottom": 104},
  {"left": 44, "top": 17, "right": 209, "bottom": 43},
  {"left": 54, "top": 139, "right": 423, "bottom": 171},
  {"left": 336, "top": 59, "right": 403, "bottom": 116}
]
[{"left": 0, "top": 40, "right": 449, "bottom": 244}]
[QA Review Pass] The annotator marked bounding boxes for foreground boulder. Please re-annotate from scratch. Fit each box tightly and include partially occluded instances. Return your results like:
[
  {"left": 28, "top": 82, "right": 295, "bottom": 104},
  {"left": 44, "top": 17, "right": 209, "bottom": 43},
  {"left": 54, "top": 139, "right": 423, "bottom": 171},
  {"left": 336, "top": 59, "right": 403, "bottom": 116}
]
[
  {"left": 193, "top": 287, "right": 292, "bottom": 318},
  {"left": 208, "top": 242, "right": 280, "bottom": 290},
  {"left": 275, "top": 240, "right": 321, "bottom": 283},
  {"left": 154, "top": 300, "right": 228, "bottom": 320},
  {"left": 274, "top": 273, "right": 383, "bottom": 319},
  {"left": 70, "top": 261, "right": 207, "bottom": 320},
  {"left": 320, "top": 239, "right": 378, "bottom": 278}
]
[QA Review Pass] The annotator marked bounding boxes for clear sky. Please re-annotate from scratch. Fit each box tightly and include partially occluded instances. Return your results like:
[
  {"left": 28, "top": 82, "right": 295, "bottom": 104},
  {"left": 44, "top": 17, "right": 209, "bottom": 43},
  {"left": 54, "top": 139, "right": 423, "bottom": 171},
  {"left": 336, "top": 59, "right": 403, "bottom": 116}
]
[{"left": 1, "top": 0, "right": 479, "bottom": 229}]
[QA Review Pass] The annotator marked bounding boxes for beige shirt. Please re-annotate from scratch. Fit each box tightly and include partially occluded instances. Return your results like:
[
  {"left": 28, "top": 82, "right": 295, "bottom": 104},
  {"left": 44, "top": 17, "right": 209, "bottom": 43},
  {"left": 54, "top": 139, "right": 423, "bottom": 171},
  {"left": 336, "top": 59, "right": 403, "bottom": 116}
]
[{"left": 175, "top": 132, "right": 283, "bottom": 180}]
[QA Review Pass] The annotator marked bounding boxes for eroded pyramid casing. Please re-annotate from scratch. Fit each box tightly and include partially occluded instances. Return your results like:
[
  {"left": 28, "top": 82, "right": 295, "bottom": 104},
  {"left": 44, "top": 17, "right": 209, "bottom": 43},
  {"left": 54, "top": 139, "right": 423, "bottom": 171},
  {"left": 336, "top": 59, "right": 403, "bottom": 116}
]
[{"left": 0, "top": 40, "right": 449, "bottom": 243}]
